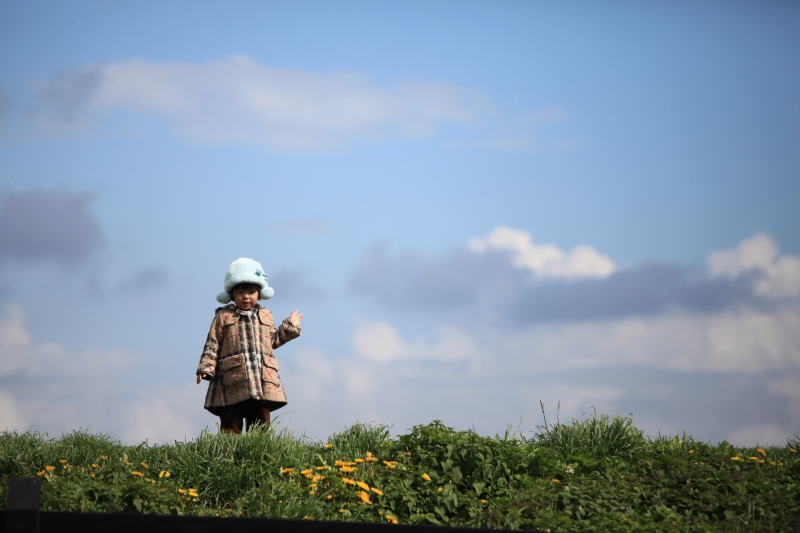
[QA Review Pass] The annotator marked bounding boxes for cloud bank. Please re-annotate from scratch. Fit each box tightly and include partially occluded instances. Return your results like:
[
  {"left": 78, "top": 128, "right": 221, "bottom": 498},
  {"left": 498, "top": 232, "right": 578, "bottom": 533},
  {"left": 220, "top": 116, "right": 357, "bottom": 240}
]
[
  {"left": 280, "top": 312, "right": 800, "bottom": 445},
  {"left": 331, "top": 229, "right": 800, "bottom": 444},
  {"left": 0, "top": 305, "right": 205, "bottom": 443},
  {"left": 352, "top": 229, "right": 797, "bottom": 325},
  {"left": 7, "top": 56, "right": 562, "bottom": 152}
]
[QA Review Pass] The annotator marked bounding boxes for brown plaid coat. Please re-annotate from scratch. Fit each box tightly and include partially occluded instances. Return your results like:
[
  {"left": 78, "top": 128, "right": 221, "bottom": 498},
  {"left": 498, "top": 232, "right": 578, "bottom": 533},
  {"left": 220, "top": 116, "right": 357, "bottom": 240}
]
[{"left": 197, "top": 304, "right": 301, "bottom": 415}]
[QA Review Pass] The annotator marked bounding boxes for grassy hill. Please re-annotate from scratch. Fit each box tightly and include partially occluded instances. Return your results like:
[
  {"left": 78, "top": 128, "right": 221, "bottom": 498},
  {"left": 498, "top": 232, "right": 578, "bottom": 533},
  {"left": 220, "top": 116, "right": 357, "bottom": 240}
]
[{"left": 2, "top": 412, "right": 798, "bottom": 532}]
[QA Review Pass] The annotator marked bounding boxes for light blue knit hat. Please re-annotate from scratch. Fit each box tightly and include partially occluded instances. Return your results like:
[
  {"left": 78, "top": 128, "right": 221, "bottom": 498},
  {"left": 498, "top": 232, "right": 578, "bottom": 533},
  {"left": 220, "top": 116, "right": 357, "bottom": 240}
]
[{"left": 216, "top": 258, "right": 275, "bottom": 304}]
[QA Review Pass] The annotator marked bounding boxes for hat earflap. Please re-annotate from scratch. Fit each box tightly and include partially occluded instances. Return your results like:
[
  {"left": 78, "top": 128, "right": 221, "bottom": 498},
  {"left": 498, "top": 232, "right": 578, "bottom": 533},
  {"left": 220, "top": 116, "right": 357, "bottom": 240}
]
[
  {"left": 260, "top": 287, "right": 274, "bottom": 300},
  {"left": 216, "top": 291, "right": 232, "bottom": 304}
]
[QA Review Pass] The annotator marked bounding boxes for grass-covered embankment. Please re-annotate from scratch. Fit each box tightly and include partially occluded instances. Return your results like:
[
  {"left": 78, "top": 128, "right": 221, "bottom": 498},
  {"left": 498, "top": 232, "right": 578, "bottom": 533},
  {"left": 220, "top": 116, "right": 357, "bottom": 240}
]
[{"left": 1, "top": 412, "right": 798, "bottom": 532}]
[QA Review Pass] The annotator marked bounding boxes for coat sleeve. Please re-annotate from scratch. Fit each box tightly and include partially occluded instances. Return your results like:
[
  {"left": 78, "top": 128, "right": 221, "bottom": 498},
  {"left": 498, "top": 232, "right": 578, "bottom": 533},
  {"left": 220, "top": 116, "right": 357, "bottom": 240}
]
[
  {"left": 197, "top": 313, "right": 223, "bottom": 379},
  {"left": 272, "top": 318, "right": 301, "bottom": 350}
]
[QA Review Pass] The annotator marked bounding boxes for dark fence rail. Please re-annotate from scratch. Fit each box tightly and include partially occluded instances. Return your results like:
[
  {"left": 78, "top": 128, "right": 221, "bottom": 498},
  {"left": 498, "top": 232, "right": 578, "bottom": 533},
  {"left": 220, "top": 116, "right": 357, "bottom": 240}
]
[
  {"left": 5, "top": 478, "right": 799, "bottom": 533},
  {"left": 2, "top": 477, "right": 547, "bottom": 533},
  {"left": 3, "top": 510, "right": 525, "bottom": 533}
]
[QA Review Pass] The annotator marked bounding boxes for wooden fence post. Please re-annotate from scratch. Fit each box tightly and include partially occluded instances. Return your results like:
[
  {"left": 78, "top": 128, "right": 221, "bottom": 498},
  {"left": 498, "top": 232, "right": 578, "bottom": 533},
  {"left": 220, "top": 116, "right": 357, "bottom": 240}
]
[{"left": 5, "top": 477, "right": 42, "bottom": 533}]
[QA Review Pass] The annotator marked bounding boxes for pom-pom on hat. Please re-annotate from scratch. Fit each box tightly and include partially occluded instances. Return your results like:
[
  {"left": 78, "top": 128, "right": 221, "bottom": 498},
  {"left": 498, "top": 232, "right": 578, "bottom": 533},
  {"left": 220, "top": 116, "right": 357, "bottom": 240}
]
[{"left": 216, "top": 258, "right": 275, "bottom": 304}]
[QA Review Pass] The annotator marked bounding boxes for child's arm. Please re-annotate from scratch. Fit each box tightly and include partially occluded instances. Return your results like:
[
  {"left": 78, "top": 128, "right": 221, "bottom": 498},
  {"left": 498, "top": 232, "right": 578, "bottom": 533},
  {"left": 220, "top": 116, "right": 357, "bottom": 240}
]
[
  {"left": 196, "top": 313, "right": 223, "bottom": 383},
  {"left": 271, "top": 310, "right": 303, "bottom": 350}
]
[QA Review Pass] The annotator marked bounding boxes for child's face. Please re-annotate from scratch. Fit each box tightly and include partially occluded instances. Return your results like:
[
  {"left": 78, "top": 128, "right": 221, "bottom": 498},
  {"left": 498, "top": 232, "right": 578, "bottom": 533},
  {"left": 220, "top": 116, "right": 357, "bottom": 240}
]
[{"left": 233, "top": 286, "right": 259, "bottom": 310}]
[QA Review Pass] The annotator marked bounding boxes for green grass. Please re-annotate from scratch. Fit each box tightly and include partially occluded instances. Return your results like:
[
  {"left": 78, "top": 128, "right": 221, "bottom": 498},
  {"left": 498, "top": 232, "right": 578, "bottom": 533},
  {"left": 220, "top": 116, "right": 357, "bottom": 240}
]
[{"left": 2, "top": 415, "right": 798, "bottom": 532}]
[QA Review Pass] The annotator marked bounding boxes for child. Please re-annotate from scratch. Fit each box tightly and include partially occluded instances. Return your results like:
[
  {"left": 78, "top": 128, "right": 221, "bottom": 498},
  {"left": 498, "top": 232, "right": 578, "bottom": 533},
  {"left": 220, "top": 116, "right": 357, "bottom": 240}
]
[{"left": 196, "top": 258, "right": 303, "bottom": 434}]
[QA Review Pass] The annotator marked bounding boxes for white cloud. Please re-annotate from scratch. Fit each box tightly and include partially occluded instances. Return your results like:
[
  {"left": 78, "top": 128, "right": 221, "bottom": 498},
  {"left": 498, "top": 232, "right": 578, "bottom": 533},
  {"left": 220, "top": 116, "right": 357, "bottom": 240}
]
[
  {"left": 468, "top": 226, "right": 616, "bottom": 279},
  {"left": 96, "top": 56, "right": 488, "bottom": 151},
  {"left": 0, "top": 304, "right": 70, "bottom": 377},
  {"left": 485, "top": 108, "right": 568, "bottom": 152},
  {"left": 353, "top": 319, "right": 478, "bottom": 363},
  {"left": 123, "top": 385, "right": 206, "bottom": 444},
  {"left": 10, "top": 56, "right": 571, "bottom": 153},
  {"left": 726, "top": 423, "right": 792, "bottom": 448},
  {"left": 0, "top": 304, "right": 128, "bottom": 379},
  {"left": 0, "top": 305, "right": 208, "bottom": 443},
  {"left": 707, "top": 232, "right": 800, "bottom": 298},
  {"left": 491, "top": 308, "right": 800, "bottom": 374},
  {"left": 0, "top": 388, "right": 27, "bottom": 432}
]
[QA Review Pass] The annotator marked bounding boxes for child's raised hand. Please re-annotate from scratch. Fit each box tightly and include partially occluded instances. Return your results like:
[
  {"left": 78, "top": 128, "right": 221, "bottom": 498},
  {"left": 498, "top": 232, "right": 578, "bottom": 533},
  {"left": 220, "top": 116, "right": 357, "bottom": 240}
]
[{"left": 289, "top": 310, "right": 303, "bottom": 327}]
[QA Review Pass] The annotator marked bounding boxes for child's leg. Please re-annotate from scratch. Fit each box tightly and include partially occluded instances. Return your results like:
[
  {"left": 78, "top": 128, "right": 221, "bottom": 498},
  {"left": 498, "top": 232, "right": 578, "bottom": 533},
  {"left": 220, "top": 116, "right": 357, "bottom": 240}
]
[
  {"left": 243, "top": 401, "right": 271, "bottom": 432},
  {"left": 219, "top": 404, "right": 245, "bottom": 435}
]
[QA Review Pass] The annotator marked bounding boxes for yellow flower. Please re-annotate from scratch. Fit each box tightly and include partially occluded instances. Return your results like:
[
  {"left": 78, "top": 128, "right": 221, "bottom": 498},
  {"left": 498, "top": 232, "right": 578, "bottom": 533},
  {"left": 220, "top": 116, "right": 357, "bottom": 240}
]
[
  {"left": 366, "top": 452, "right": 373, "bottom": 457},
  {"left": 438, "top": 487, "right": 443, "bottom": 491},
  {"left": 300, "top": 469, "right": 313, "bottom": 475},
  {"left": 339, "top": 509, "right": 346, "bottom": 514},
  {"left": 281, "top": 468, "right": 295, "bottom": 474},
  {"left": 308, "top": 483, "right": 317, "bottom": 489},
  {"left": 140, "top": 462, "right": 148, "bottom": 468},
  {"left": 699, "top": 462, "right": 705, "bottom": 465},
  {"left": 481, "top": 499, "right": 488, "bottom": 504},
  {"left": 188, "top": 489, "right": 199, "bottom": 496},
  {"left": 688, "top": 450, "right": 693, "bottom": 454},
  {"left": 386, "top": 515, "right": 398, "bottom": 524},
  {"left": 749, "top": 457, "right": 758, "bottom": 460},
  {"left": 552, "top": 479, "right": 561, "bottom": 483},
  {"left": 123, "top": 460, "right": 132, "bottom": 466},
  {"left": 355, "top": 458, "right": 364, "bottom": 463},
  {"left": 341, "top": 478, "right": 357, "bottom": 485},
  {"left": 178, "top": 489, "right": 187, "bottom": 494},
  {"left": 335, "top": 460, "right": 356, "bottom": 466},
  {"left": 730, "top": 457, "right": 740, "bottom": 461},
  {"left": 311, "top": 475, "right": 326, "bottom": 482},
  {"left": 90, "top": 472, "right": 96, "bottom": 478},
  {"left": 757, "top": 448, "right": 766, "bottom": 456},
  {"left": 36, "top": 470, "right": 46, "bottom": 477},
  {"left": 357, "top": 490, "right": 372, "bottom": 504},
  {"left": 326, "top": 494, "right": 334, "bottom": 500},
  {"left": 308, "top": 491, "right": 315, "bottom": 495},
  {"left": 159, "top": 471, "right": 171, "bottom": 478},
  {"left": 365, "top": 456, "right": 378, "bottom": 462},
  {"left": 131, "top": 471, "right": 144, "bottom": 477},
  {"left": 383, "top": 461, "right": 398, "bottom": 469},
  {"left": 790, "top": 449, "right": 796, "bottom": 453},
  {"left": 325, "top": 444, "right": 333, "bottom": 449},
  {"left": 92, "top": 464, "right": 100, "bottom": 468},
  {"left": 100, "top": 456, "right": 108, "bottom": 460},
  {"left": 356, "top": 481, "right": 370, "bottom": 491},
  {"left": 421, "top": 473, "right": 431, "bottom": 481},
  {"left": 45, "top": 466, "right": 56, "bottom": 472},
  {"left": 370, "top": 487, "right": 384, "bottom": 496},
  {"left": 59, "top": 459, "right": 67, "bottom": 464},
  {"left": 316, "top": 466, "right": 328, "bottom": 470},
  {"left": 304, "top": 516, "right": 314, "bottom": 520},
  {"left": 340, "top": 466, "right": 357, "bottom": 473},
  {"left": 770, "top": 461, "right": 776, "bottom": 466}
]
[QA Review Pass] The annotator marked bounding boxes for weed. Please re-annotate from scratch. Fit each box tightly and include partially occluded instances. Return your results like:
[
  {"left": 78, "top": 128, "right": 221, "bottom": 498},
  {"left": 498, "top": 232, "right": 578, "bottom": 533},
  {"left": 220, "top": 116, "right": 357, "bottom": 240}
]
[{"left": 534, "top": 402, "right": 647, "bottom": 460}]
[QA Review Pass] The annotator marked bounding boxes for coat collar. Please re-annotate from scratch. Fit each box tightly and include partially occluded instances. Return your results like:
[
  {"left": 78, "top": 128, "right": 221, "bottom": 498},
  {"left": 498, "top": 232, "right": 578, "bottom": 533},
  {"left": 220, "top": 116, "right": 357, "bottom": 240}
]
[{"left": 217, "top": 304, "right": 273, "bottom": 326}]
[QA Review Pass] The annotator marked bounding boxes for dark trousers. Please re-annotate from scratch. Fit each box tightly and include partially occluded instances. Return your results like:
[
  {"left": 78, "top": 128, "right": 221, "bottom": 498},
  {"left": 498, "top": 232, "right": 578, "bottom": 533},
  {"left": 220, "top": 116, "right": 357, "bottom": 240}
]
[{"left": 218, "top": 399, "right": 271, "bottom": 435}]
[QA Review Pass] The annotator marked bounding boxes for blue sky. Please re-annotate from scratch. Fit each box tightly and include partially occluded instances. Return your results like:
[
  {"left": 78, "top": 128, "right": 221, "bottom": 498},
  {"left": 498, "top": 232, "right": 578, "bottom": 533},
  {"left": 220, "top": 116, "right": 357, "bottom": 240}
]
[{"left": 1, "top": 0, "right": 799, "bottom": 446}]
